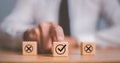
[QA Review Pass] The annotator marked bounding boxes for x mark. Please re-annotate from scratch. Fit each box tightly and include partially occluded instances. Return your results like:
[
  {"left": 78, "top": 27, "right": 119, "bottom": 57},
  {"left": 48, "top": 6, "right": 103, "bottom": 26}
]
[
  {"left": 25, "top": 44, "right": 33, "bottom": 53},
  {"left": 84, "top": 44, "right": 93, "bottom": 53}
]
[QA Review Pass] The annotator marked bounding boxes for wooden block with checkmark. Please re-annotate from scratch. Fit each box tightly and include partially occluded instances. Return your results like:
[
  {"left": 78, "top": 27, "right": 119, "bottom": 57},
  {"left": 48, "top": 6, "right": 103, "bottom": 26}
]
[
  {"left": 22, "top": 41, "right": 37, "bottom": 55},
  {"left": 53, "top": 42, "right": 68, "bottom": 56},
  {"left": 80, "top": 42, "right": 95, "bottom": 56}
]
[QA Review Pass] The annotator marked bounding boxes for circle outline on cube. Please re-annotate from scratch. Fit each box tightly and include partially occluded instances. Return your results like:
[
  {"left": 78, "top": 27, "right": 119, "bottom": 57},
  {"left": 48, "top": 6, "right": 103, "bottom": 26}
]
[
  {"left": 84, "top": 44, "right": 93, "bottom": 53},
  {"left": 55, "top": 44, "right": 66, "bottom": 55},
  {"left": 24, "top": 44, "right": 33, "bottom": 53}
]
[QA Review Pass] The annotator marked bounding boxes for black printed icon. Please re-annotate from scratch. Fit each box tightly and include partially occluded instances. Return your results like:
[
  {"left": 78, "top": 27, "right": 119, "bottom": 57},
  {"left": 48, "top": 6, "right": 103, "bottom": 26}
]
[
  {"left": 55, "top": 44, "right": 66, "bottom": 55},
  {"left": 24, "top": 44, "right": 33, "bottom": 53},
  {"left": 84, "top": 44, "right": 93, "bottom": 53}
]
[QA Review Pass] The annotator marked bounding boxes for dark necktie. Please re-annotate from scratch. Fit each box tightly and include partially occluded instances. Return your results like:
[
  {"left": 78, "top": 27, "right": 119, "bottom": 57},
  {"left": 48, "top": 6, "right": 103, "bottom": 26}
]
[
  {"left": 119, "top": 0, "right": 120, "bottom": 5},
  {"left": 59, "top": 0, "right": 70, "bottom": 36}
]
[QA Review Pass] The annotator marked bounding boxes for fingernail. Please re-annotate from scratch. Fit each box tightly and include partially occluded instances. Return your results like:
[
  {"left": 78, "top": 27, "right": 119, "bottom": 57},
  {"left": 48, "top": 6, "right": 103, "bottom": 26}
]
[{"left": 57, "top": 36, "right": 64, "bottom": 41}]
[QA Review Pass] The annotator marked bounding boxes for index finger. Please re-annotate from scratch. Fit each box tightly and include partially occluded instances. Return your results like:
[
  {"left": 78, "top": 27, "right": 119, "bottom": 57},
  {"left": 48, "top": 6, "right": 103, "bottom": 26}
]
[{"left": 50, "top": 23, "right": 64, "bottom": 41}]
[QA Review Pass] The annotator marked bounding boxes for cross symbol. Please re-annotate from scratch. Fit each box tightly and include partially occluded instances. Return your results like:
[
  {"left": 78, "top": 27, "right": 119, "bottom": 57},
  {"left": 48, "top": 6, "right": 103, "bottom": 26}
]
[
  {"left": 24, "top": 44, "right": 33, "bottom": 53},
  {"left": 84, "top": 44, "right": 93, "bottom": 53}
]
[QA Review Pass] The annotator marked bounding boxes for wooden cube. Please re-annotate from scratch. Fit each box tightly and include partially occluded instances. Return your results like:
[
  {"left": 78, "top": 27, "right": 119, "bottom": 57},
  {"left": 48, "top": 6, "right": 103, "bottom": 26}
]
[
  {"left": 81, "top": 42, "right": 95, "bottom": 56},
  {"left": 22, "top": 41, "right": 37, "bottom": 55},
  {"left": 53, "top": 42, "right": 68, "bottom": 56}
]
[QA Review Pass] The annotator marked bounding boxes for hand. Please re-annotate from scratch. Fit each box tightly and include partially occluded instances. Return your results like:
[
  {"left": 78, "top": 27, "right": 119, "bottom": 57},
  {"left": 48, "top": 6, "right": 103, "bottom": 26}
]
[
  {"left": 64, "top": 36, "right": 78, "bottom": 48},
  {"left": 23, "top": 22, "right": 64, "bottom": 53},
  {"left": 23, "top": 27, "right": 40, "bottom": 41}
]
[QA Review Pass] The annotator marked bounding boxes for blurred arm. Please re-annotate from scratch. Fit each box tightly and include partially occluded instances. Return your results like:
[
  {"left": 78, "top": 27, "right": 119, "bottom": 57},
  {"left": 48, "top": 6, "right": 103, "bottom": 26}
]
[
  {"left": 0, "top": 0, "right": 36, "bottom": 50},
  {"left": 68, "top": 0, "right": 101, "bottom": 44},
  {"left": 96, "top": 0, "right": 120, "bottom": 48}
]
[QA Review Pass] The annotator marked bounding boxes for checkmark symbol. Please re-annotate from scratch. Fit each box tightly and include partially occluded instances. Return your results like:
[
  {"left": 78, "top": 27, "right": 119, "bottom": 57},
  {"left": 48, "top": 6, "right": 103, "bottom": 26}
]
[{"left": 58, "top": 44, "right": 66, "bottom": 52}]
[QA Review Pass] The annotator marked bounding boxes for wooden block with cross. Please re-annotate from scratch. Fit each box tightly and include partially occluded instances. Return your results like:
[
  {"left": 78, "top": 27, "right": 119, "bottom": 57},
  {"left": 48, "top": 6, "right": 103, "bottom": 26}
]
[
  {"left": 80, "top": 42, "right": 95, "bottom": 56},
  {"left": 53, "top": 42, "right": 68, "bottom": 56},
  {"left": 22, "top": 41, "right": 37, "bottom": 55}
]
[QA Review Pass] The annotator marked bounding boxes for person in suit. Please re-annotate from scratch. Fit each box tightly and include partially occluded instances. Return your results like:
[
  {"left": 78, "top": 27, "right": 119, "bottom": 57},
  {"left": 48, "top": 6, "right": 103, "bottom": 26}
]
[{"left": 0, "top": 0, "right": 120, "bottom": 52}]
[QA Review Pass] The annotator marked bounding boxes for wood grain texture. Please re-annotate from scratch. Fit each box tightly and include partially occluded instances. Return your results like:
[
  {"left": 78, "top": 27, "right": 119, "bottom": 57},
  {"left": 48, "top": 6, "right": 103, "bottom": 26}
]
[
  {"left": 22, "top": 41, "right": 37, "bottom": 55},
  {"left": 81, "top": 42, "right": 95, "bottom": 56},
  {"left": 0, "top": 47, "right": 120, "bottom": 63},
  {"left": 53, "top": 42, "right": 68, "bottom": 56}
]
